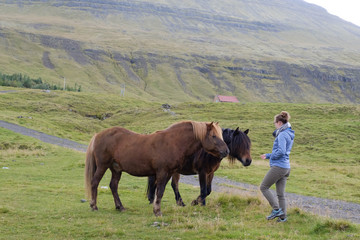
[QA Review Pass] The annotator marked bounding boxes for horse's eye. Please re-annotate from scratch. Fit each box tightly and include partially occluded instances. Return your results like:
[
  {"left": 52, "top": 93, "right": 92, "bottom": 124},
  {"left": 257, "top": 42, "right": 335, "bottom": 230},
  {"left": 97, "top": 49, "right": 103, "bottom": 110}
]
[{"left": 212, "top": 135, "right": 217, "bottom": 139}]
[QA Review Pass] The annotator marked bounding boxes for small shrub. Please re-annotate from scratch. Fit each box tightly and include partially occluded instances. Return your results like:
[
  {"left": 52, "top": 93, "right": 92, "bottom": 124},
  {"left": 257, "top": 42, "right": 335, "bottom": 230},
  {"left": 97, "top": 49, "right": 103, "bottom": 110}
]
[
  {"left": 0, "top": 142, "right": 14, "bottom": 150},
  {"left": 290, "top": 207, "right": 304, "bottom": 216},
  {"left": 0, "top": 207, "right": 10, "bottom": 213},
  {"left": 215, "top": 195, "right": 260, "bottom": 210},
  {"left": 18, "top": 144, "right": 29, "bottom": 150},
  {"left": 246, "top": 197, "right": 261, "bottom": 206},
  {"left": 313, "top": 220, "right": 353, "bottom": 233},
  {"left": 325, "top": 220, "right": 353, "bottom": 231}
]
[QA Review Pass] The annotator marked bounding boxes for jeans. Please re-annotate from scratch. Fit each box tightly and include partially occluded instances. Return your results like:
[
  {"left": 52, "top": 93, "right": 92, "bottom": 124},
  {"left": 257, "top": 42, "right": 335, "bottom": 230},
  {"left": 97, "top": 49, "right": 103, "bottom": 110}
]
[{"left": 260, "top": 166, "right": 290, "bottom": 216}]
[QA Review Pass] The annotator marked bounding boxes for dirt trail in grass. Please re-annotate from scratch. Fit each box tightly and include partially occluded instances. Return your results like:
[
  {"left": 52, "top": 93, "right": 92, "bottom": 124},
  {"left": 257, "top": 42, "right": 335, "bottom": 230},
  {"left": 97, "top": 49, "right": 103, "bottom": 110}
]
[{"left": 1, "top": 120, "right": 359, "bottom": 224}]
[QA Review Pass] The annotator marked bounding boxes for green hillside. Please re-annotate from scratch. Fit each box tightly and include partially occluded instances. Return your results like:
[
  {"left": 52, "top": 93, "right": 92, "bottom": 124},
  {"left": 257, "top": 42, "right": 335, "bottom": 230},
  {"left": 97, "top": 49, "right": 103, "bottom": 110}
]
[
  {"left": 0, "top": 0, "right": 360, "bottom": 103},
  {"left": 0, "top": 88, "right": 359, "bottom": 203}
]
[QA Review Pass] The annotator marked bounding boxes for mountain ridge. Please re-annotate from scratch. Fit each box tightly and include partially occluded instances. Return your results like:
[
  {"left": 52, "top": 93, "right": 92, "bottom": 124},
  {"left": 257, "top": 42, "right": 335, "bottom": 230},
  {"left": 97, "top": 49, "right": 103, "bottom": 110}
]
[{"left": 0, "top": 0, "right": 359, "bottom": 103}]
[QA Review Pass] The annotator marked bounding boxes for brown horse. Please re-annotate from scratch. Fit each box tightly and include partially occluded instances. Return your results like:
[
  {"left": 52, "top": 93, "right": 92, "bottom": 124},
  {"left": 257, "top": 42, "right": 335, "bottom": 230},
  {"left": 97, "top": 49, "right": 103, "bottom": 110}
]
[
  {"left": 85, "top": 121, "right": 229, "bottom": 216},
  {"left": 147, "top": 127, "right": 252, "bottom": 206}
]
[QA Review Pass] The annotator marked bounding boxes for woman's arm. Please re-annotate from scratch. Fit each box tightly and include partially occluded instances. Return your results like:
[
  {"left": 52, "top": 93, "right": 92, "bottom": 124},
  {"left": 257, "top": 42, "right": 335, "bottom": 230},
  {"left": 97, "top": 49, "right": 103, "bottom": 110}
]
[{"left": 269, "top": 134, "right": 287, "bottom": 160}]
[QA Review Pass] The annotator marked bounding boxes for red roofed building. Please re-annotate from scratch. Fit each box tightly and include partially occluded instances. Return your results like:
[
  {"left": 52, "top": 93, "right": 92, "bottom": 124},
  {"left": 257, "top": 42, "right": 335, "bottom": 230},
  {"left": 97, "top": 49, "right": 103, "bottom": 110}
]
[{"left": 214, "top": 95, "right": 239, "bottom": 103}]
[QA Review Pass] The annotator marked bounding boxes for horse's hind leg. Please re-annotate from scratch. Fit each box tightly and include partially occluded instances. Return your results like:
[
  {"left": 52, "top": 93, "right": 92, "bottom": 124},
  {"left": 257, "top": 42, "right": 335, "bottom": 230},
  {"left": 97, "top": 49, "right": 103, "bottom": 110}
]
[
  {"left": 153, "top": 172, "right": 171, "bottom": 217},
  {"left": 109, "top": 167, "right": 125, "bottom": 211},
  {"left": 171, "top": 173, "right": 185, "bottom": 206},
  {"left": 90, "top": 166, "right": 108, "bottom": 211}
]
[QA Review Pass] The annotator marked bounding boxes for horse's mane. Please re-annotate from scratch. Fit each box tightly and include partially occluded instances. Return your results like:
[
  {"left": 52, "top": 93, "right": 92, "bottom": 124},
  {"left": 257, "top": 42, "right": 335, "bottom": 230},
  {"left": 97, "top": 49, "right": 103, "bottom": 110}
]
[
  {"left": 224, "top": 129, "right": 251, "bottom": 164},
  {"left": 191, "top": 121, "right": 223, "bottom": 142},
  {"left": 162, "top": 121, "right": 223, "bottom": 142}
]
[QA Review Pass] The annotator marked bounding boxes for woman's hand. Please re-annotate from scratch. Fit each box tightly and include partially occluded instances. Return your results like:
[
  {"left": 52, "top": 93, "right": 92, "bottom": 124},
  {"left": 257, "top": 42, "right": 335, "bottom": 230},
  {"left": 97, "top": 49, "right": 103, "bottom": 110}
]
[{"left": 260, "top": 154, "right": 266, "bottom": 160}]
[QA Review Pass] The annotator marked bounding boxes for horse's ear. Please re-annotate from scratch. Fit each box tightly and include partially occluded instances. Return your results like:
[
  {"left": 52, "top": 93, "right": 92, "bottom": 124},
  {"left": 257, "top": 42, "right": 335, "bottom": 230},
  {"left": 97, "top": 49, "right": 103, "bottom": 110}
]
[
  {"left": 233, "top": 127, "right": 240, "bottom": 136},
  {"left": 215, "top": 122, "right": 219, "bottom": 125},
  {"left": 244, "top": 129, "right": 249, "bottom": 135},
  {"left": 207, "top": 122, "right": 214, "bottom": 130}
]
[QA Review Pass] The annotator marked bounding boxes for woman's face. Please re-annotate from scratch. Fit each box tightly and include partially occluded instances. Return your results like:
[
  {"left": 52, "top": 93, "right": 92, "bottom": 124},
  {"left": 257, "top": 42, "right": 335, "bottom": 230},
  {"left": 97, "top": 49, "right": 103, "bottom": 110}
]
[{"left": 274, "top": 121, "right": 283, "bottom": 129}]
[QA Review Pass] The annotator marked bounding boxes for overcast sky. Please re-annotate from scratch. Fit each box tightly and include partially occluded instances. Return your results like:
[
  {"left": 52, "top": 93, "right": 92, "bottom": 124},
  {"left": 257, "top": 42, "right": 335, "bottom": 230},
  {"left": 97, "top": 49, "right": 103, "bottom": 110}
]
[{"left": 304, "top": 0, "right": 360, "bottom": 27}]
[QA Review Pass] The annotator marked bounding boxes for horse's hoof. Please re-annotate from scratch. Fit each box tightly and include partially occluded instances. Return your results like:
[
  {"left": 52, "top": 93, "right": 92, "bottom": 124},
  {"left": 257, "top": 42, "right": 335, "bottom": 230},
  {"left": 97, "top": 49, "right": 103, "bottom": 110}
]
[
  {"left": 176, "top": 201, "right": 186, "bottom": 207},
  {"left": 91, "top": 206, "right": 98, "bottom": 211},
  {"left": 154, "top": 210, "right": 163, "bottom": 217},
  {"left": 191, "top": 200, "right": 198, "bottom": 206},
  {"left": 116, "top": 206, "right": 126, "bottom": 212}
]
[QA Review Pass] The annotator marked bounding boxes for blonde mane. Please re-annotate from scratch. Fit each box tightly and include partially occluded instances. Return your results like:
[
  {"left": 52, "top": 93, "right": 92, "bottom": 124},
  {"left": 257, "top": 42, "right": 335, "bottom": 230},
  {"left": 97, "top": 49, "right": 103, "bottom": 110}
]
[
  {"left": 191, "top": 121, "right": 223, "bottom": 141},
  {"left": 162, "top": 121, "right": 223, "bottom": 142}
]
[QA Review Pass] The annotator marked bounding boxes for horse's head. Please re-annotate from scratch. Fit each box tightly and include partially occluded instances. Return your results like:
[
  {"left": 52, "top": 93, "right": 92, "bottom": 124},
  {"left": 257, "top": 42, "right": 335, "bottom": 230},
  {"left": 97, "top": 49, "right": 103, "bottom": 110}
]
[
  {"left": 194, "top": 122, "right": 229, "bottom": 159},
  {"left": 223, "top": 127, "right": 252, "bottom": 167}
]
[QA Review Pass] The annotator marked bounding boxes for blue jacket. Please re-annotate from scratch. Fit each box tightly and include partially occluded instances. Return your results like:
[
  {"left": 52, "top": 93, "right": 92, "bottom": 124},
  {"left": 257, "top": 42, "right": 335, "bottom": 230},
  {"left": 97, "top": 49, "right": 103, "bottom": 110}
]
[{"left": 265, "top": 128, "right": 295, "bottom": 169}]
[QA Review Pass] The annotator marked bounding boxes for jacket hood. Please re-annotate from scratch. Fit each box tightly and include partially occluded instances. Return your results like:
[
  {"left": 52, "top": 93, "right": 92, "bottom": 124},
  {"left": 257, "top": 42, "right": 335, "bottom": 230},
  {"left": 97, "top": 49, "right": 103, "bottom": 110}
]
[{"left": 284, "top": 128, "right": 295, "bottom": 140}]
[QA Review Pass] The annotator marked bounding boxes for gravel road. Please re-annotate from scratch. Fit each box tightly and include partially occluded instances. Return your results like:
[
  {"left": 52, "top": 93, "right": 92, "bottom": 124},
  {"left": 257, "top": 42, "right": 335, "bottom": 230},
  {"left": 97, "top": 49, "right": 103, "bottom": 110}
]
[
  {"left": 1, "top": 120, "right": 359, "bottom": 224},
  {"left": 0, "top": 90, "right": 17, "bottom": 94}
]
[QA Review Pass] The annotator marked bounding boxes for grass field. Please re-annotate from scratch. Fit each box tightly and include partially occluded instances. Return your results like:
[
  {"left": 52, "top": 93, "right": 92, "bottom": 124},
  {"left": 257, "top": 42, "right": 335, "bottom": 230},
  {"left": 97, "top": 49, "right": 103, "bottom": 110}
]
[{"left": 0, "top": 88, "right": 359, "bottom": 239}]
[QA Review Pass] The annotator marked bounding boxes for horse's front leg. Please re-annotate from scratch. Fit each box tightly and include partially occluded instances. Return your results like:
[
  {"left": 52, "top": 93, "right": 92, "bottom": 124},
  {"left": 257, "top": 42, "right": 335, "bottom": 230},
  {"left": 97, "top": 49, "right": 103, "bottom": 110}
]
[
  {"left": 191, "top": 172, "right": 207, "bottom": 206},
  {"left": 206, "top": 172, "right": 214, "bottom": 197},
  {"left": 171, "top": 173, "right": 185, "bottom": 206},
  {"left": 153, "top": 172, "right": 171, "bottom": 217}
]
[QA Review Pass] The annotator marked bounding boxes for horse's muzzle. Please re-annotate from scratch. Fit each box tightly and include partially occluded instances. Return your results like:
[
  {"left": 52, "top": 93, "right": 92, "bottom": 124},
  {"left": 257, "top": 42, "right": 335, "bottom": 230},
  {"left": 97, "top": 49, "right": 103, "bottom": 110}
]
[
  {"left": 242, "top": 158, "right": 252, "bottom": 167},
  {"left": 220, "top": 148, "right": 230, "bottom": 159}
]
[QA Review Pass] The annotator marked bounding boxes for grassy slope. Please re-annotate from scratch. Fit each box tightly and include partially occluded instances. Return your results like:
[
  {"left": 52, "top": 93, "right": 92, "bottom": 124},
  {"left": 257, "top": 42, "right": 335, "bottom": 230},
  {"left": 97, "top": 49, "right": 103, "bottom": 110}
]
[
  {"left": 1, "top": 1, "right": 360, "bottom": 103},
  {"left": 0, "top": 89, "right": 359, "bottom": 239},
  {"left": 3, "top": 0, "right": 359, "bottom": 63}
]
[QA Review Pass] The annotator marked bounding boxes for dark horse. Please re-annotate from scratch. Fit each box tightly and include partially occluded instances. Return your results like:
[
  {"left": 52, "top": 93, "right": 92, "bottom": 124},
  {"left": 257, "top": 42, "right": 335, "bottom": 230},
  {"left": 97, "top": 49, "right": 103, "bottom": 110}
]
[
  {"left": 85, "top": 121, "right": 229, "bottom": 216},
  {"left": 147, "top": 127, "right": 251, "bottom": 206}
]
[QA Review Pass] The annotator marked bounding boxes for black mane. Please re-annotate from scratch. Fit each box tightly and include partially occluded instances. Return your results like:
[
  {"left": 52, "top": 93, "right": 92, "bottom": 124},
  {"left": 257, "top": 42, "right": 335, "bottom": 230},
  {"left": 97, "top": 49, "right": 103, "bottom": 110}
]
[{"left": 222, "top": 127, "right": 251, "bottom": 165}]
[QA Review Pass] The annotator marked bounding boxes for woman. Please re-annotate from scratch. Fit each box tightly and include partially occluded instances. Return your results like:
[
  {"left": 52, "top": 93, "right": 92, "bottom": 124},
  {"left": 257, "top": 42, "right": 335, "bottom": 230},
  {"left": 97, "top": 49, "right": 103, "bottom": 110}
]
[{"left": 260, "top": 111, "right": 295, "bottom": 222}]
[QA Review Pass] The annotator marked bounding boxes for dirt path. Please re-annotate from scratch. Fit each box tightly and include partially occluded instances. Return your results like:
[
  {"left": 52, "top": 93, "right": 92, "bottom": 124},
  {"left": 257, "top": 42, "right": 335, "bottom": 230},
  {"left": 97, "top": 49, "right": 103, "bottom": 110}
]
[
  {"left": 0, "top": 120, "right": 88, "bottom": 152},
  {"left": 0, "top": 90, "right": 17, "bottom": 94},
  {"left": 1, "top": 120, "right": 359, "bottom": 224}
]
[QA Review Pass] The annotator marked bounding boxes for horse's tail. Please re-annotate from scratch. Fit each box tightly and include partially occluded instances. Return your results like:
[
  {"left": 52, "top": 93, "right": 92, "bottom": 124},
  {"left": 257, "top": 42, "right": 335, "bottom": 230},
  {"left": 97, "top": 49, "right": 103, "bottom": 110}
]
[
  {"left": 85, "top": 134, "right": 97, "bottom": 199},
  {"left": 146, "top": 176, "right": 157, "bottom": 204}
]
